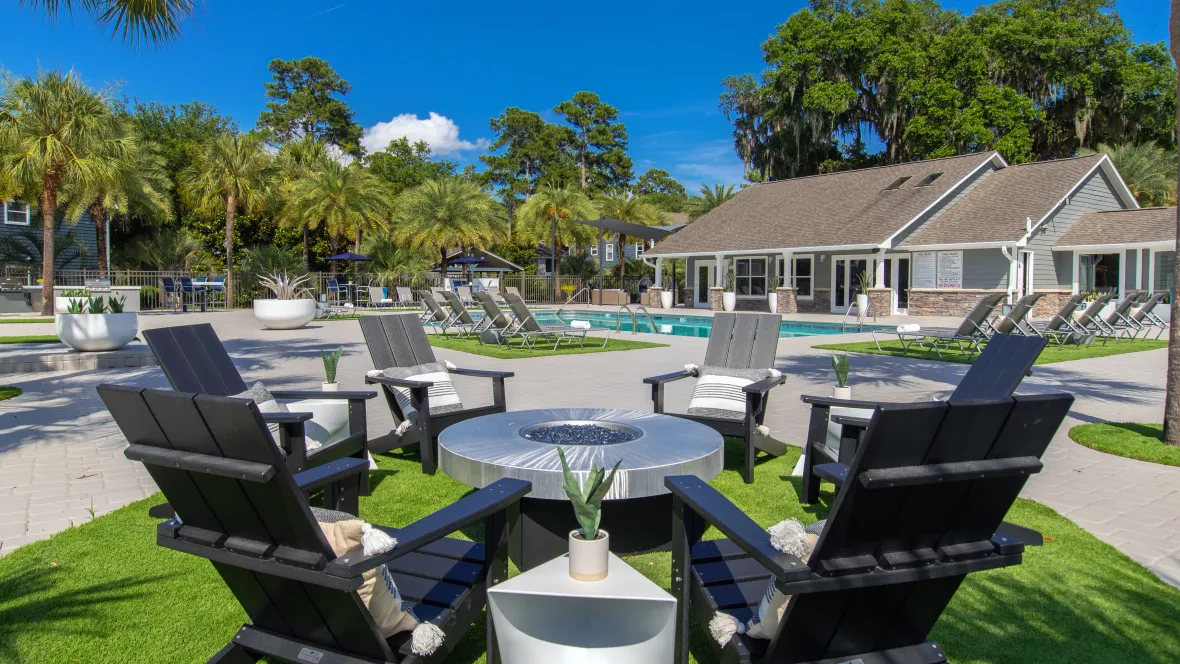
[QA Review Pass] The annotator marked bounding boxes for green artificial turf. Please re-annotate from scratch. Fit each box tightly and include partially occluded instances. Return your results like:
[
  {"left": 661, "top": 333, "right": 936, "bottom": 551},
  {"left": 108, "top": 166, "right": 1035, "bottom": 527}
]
[
  {"left": 427, "top": 333, "right": 667, "bottom": 358},
  {"left": 814, "top": 338, "right": 1167, "bottom": 365},
  {"left": 0, "top": 318, "right": 53, "bottom": 324},
  {"left": 0, "top": 386, "right": 21, "bottom": 401},
  {"left": 1069, "top": 422, "right": 1180, "bottom": 467},
  {"left": 2, "top": 443, "right": 1179, "bottom": 663},
  {"left": 0, "top": 335, "right": 58, "bottom": 345}
]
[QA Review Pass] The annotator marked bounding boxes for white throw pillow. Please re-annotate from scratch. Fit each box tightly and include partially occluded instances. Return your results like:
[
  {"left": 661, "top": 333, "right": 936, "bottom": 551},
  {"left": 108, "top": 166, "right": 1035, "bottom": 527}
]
[
  {"left": 232, "top": 381, "right": 289, "bottom": 444},
  {"left": 370, "top": 361, "right": 464, "bottom": 420},
  {"left": 687, "top": 366, "right": 780, "bottom": 421}
]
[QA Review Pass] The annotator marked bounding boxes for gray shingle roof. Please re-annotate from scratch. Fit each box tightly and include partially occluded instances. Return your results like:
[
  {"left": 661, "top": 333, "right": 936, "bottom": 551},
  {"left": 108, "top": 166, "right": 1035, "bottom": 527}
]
[
  {"left": 646, "top": 152, "right": 995, "bottom": 256},
  {"left": 1057, "top": 207, "right": 1176, "bottom": 247},
  {"left": 900, "top": 154, "right": 1107, "bottom": 247}
]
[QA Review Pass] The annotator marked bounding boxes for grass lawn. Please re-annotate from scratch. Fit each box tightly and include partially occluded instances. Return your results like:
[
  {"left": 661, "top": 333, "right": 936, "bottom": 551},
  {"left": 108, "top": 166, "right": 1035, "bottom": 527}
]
[
  {"left": 0, "top": 318, "right": 53, "bottom": 324},
  {"left": 814, "top": 338, "right": 1167, "bottom": 365},
  {"left": 1, "top": 443, "right": 1178, "bottom": 663},
  {"left": 1069, "top": 422, "right": 1180, "bottom": 467},
  {"left": 0, "top": 335, "right": 58, "bottom": 345},
  {"left": 0, "top": 386, "right": 20, "bottom": 400},
  {"left": 427, "top": 333, "right": 667, "bottom": 359}
]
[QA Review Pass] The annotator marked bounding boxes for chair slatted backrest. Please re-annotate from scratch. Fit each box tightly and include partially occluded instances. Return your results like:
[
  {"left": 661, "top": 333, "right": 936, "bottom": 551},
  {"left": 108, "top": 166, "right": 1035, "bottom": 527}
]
[
  {"left": 457, "top": 286, "right": 472, "bottom": 300},
  {"left": 1105, "top": 291, "right": 1143, "bottom": 323},
  {"left": 1077, "top": 292, "right": 1115, "bottom": 323},
  {"left": 503, "top": 293, "right": 547, "bottom": 332},
  {"left": 97, "top": 385, "right": 393, "bottom": 661},
  {"left": 143, "top": 324, "right": 248, "bottom": 396},
  {"left": 360, "top": 313, "right": 438, "bottom": 370},
  {"left": 701, "top": 313, "right": 781, "bottom": 369},
  {"left": 949, "top": 334, "right": 1044, "bottom": 404},
  {"left": 1044, "top": 293, "right": 1086, "bottom": 331},
  {"left": 441, "top": 290, "right": 478, "bottom": 325},
  {"left": 993, "top": 293, "right": 1043, "bottom": 334},
  {"left": 770, "top": 393, "right": 1072, "bottom": 662},
  {"left": 396, "top": 286, "right": 413, "bottom": 303},
  {"left": 367, "top": 286, "right": 385, "bottom": 302},
  {"left": 474, "top": 292, "right": 511, "bottom": 330},
  {"left": 952, "top": 292, "right": 1005, "bottom": 337},
  {"left": 416, "top": 291, "right": 449, "bottom": 323},
  {"left": 1131, "top": 292, "right": 1167, "bottom": 322}
]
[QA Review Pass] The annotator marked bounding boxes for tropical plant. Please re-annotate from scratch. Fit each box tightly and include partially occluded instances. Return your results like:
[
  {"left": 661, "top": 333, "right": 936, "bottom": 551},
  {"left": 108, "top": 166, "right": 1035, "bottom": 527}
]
[
  {"left": 178, "top": 132, "right": 275, "bottom": 305},
  {"left": 127, "top": 228, "right": 201, "bottom": 271},
  {"left": 0, "top": 223, "right": 88, "bottom": 270},
  {"left": 258, "top": 272, "right": 311, "bottom": 300},
  {"left": 361, "top": 235, "right": 433, "bottom": 286},
  {"left": 275, "top": 134, "right": 334, "bottom": 261},
  {"left": 725, "top": 268, "right": 736, "bottom": 292},
  {"left": 832, "top": 353, "right": 850, "bottom": 388},
  {"left": 559, "top": 252, "right": 599, "bottom": 281},
  {"left": 856, "top": 271, "right": 873, "bottom": 296},
  {"left": 25, "top": 0, "right": 199, "bottom": 45},
  {"left": 514, "top": 183, "right": 597, "bottom": 292},
  {"left": 556, "top": 446, "right": 621, "bottom": 539},
  {"left": 321, "top": 346, "right": 343, "bottom": 384},
  {"left": 85, "top": 295, "right": 106, "bottom": 314},
  {"left": 239, "top": 245, "right": 306, "bottom": 281},
  {"left": 64, "top": 297, "right": 85, "bottom": 313},
  {"left": 0, "top": 69, "right": 120, "bottom": 314},
  {"left": 107, "top": 294, "right": 125, "bottom": 313},
  {"left": 395, "top": 177, "right": 503, "bottom": 275},
  {"left": 1082, "top": 142, "right": 1177, "bottom": 207},
  {"left": 686, "top": 183, "right": 737, "bottom": 220},
  {"left": 286, "top": 160, "right": 390, "bottom": 253},
  {"left": 594, "top": 189, "right": 661, "bottom": 281}
]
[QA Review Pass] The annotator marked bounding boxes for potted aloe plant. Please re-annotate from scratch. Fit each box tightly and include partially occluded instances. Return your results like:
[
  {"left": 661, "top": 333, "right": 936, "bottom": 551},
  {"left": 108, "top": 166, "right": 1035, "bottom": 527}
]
[
  {"left": 254, "top": 272, "right": 316, "bottom": 330},
  {"left": 832, "top": 352, "right": 851, "bottom": 399},
  {"left": 321, "top": 346, "right": 343, "bottom": 391},
  {"left": 557, "top": 446, "right": 621, "bottom": 581},
  {"left": 855, "top": 271, "right": 872, "bottom": 316},
  {"left": 722, "top": 270, "right": 737, "bottom": 312},
  {"left": 56, "top": 294, "right": 138, "bottom": 352}
]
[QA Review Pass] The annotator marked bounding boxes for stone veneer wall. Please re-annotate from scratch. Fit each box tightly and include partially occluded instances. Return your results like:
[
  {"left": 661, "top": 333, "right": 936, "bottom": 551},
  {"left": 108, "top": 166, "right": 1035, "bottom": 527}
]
[
  {"left": 646, "top": 286, "right": 663, "bottom": 308},
  {"left": 908, "top": 289, "right": 1005, "bottom": 316},
  {"left": 734, "top": 298, "right": 770, "bottom": 312},
  {"left": 867, "top": 288, "right": 892, "bottom": 320},
  {"left": 797, "top": 288, "right": 832, "bottom": 313},
  {"left": 709, "top": 287, "right": 723, "bottom": 311},
  {"left": 776, "top": 287, "right": 798, "bottom": 314},
  {"left": 1031, "top": 290, "right": 1073, "bottom": 318}
]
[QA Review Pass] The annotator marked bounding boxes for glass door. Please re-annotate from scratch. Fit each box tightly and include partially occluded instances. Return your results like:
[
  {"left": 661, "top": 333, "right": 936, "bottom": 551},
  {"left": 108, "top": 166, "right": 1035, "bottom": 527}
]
[
  {"left": 833, "top": 258, "right": 869, "bottom": 312},
  {"left": 695, "top": 261, "right": 716, "bottom": 308}
]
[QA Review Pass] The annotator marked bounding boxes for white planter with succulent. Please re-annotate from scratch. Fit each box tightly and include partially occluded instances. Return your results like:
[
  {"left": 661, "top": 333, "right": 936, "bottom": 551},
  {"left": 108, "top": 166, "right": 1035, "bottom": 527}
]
[
  {"left": 56, "top": 295, "right": 138, "bottom": 352},
  {"left": 321, "top": 345, "right": 342, "bottom": 391},
  {"left": 855, "top": 272, "right": 871, "bottom": 317},
  {"left": 722, "top": 271, "right": 737, "bottom": 312},
  {"left": 832, "top": 352, "right": 851, "bottom": 399},
  {"left": 558, "top": 447, "right": 621, "bottom": 582},
  {"left": 254, "top": 272, "right": 316, "bottom": 330}
]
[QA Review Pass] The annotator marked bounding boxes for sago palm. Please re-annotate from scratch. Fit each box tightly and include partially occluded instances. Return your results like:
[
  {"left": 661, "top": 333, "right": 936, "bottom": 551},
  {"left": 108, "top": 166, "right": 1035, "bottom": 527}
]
[
  {"left": 24, "top": 0, "right": 199, "bottom": 45},
  {"left": 514, "top": 183, "right": 597, "bottom": 291},
  {"left": 595, "top": 189, "right": 662, "bottom": 281},
  {"left": 179, "top": 132, "right": 274, "bottom": 303},
  {"left": 276, "top": 135, "right": 334, "bottom": 262},
  {"left": 129, "top": 228, "right": 201, "bottom": 271},
  {"left": 687, "top": 183, "right": 738, "bottom": 220},
  {"left": 0, "top": 69, "right": 119, "bottom": 313},
  {"left": 395, "top": 177, "right": 504, "bottom": 275},
  {"left": 288, "top": 160, "right": 390, "bottom": 256}
]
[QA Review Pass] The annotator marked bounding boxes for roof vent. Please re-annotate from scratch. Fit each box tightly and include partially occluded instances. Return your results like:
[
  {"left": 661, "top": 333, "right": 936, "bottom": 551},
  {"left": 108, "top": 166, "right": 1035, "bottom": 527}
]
[
  {"left": 914, "top": 172, "right": 944, "bottom": 187},
  {"left": 884, "top": 176, "right": 912, "bottom": 191}
]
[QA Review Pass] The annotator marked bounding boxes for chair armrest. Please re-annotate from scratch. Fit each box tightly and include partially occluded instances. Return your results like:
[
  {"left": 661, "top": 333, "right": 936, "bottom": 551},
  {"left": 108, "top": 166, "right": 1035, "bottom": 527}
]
[
  {"left": 829, "top": 414, "right": 871, "bottom": 428},
  {"left": 365, "top": 374, "right": 435, "bottom": 388},
  {"left": 325, "top": 478, "right": 532, "bottom": 576},
  {"left": 294, "top": 457, "right": 367, "bottom": 493},
  {"left": 261, "top": 411, "right": 314, "bottom": 424},
  {"left": 743, "top": 374, "right": 787, "bottom": 394},
  {"left": 448, "top": 367, "right": 515, "bottom": 379},
  {"left": 272, "top": 390, "right": 377, "bottom": 401},
  {"left": 643, "top": 369, "right": 695, "bottom": 385},
  {"left": 800, "top": 394, "right": 885, "bottom": 409},
  {"left": 665, "top": 475, "right": 810, "bottom": 582}
]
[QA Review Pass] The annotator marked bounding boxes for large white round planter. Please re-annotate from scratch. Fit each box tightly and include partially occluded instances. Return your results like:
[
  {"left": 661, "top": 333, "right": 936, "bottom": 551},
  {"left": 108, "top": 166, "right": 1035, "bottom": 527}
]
[
  {"left": 55, "top": 312, "right": 138, "bottom": 352},
  {"left": 568, "top": 529, "right": 610, "bottom": 581},
  {"left": 253, "top": 299, "right": 316, "bottom": 330},
  {"left": 660, "top": 291, "right": 674, "bottom": 309},
  {"left": 767, "top": 293, "right": 778, "bottom": 313},
  {"left": 856, "top": 293, "right": 870, "bottom": 315},
  {"left": 722, "top": 292, "right": 737, "bottom": 312}
]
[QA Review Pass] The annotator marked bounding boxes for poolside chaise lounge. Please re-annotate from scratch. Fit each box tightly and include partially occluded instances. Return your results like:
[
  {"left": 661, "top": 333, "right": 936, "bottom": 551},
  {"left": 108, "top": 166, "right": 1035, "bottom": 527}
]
[
  {"left": 1026, "top": 292, "right": 1087, "bottom": 346},
  {"left": 505, "top": 285, "right": 535, "bottom": 303},
  {"left": 643, "top": 313, "right": 786, "bottom": 484},
  {"left": 665, "top": 391, "right": 1069, "bottom": 664},
  {"left": 501, "top": 292, "right": 603, "bottom": 350},
  {"left": 367, "top": 286, "right": 394, "bottom": 308},
  {"left": 360, "top": 313, "right": 514, "bottom": 475},
  {"left": 417, "top": 290, "right": 476, "bottom": 337},
  {"left": 472, "top": 291, "right": 515, "bottom": 345},
  {"left": 1106, "top": 291, "right": 1164, "bottom": 340},
  {"left": 100, "top": 382, "right": 530, "bottom": 664},
  {"left": 990, "top": 292, "right": 1044, "bottom": 335},
  {"left": 394, "top": 286, "right": 416, "bottom": 307},
  {"left": 1127, "top": 291, "right": 1170, "bottom": 339},
  {"left": 872, "top": 292, "right": 1004, "bottom": 357},
  {"left": 439, "top": 289, "right": 484, "bottom": 337},
  {"left": 1078, "top": 291, "right": 1141, "bottom": 343}
]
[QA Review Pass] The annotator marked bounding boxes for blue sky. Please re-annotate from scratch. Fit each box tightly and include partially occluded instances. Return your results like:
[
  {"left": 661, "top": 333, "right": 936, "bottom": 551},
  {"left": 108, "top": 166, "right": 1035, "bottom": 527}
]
[{"left": 0, "top": 0, "right": 1168, "bottom": 191}]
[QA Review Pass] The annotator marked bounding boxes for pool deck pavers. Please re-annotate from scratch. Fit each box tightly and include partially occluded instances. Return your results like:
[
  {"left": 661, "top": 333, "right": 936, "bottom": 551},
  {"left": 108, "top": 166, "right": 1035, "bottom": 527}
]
[{"left": 1, "top": 309, "right": 1178, "bottom": 588}]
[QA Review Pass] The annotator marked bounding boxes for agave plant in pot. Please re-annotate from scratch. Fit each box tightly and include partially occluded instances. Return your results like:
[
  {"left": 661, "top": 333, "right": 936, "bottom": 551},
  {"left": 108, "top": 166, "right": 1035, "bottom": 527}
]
[
  {"left": 56, "top": 295, "right": 138, "bottom": 352},
  {"left": 321, "top": 345, "right": 343, "bottom": 391},
  {"left": 832, "top": 352, "right": 851, "bottom": 399},
  {"left": 558, "top": 446, "right": 621, "bottom": 581},
  {"left": 253, "top": 272, "right": 316, "bottom": 330},
  {"left": 722, "top": 270, "right": 737, "bottom": 312}
]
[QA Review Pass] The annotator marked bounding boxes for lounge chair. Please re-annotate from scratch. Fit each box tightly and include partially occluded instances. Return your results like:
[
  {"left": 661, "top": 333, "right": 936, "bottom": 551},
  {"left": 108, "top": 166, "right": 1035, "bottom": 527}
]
[
  {"left": 1129, "top": 291, "right": 1169, "bottom": 340},
  {"left": 872, "top": 292, "right": 1004, "bottom": 357},
  {"left": 456, "top": 285, "right": 474, "bottom": 305},
  {"left": 990, "top": 292, "right": 1044, "bottom": 335},
  {"left": 161, "top": 276, "right": 180, "bottom": 310},
  {"left": 1105, "top": 291, "right": 1156, "bottom": 340},
  {"left": 1078, "top": 291, "right": 1138, "bottom": 343},
  {"left": 360, "top": 313, "right": 514, "bottom": 475},
  {"left": 486, "top": 286, "right": 507, "bottom": 304},
  {"left": 505, "top": 285, "right": 535, "bottom": 303},
  {"left": 367, "top": 285, "right": 394, "bottom": 308},
  {"left": 501, "top": 292, "right": 600, "bottom": 350},
  {"left": 799, "top": 333, "right": 1046, "bottom": 504},
  {"left": 142, "top": 323, "right": 376, "bottom": 494},
  {"left": 394, "top": 286, "right": 416, "bottom": 307},
  {"left": 472, "top": 291, "right": 516, "bottom": 345},
  {"left": 439, "top": 290, "right": 484, "bottom": 337},
  {"left": 665, "top": 392, "right": 1071, "bottom": 664},
  {"left": 99, "top": 383, "right": 530, "bottom": 664},
  {"left": 643, "top": 313, "right": 786, "bottom": 484},
  {"left": 417, "top": 290, "right": 476, "bottom": 337},
  {"left": 1026, "top": 292, "right": 1087, "bottom": 346}
]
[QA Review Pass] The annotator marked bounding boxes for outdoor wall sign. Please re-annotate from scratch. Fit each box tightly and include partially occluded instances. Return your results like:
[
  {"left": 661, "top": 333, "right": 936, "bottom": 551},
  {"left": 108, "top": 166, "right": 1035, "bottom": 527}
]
[
  {"left": 936, "top": 251, "right": 964, "bottom": 289},
  {"left": 912, "top": 252, "right": 936, "bottom": 288}
]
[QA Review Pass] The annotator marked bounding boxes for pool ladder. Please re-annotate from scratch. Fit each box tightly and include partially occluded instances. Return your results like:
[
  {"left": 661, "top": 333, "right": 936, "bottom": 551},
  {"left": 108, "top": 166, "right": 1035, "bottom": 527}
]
[
  {"left": 554, "top": 287, "right": 592, "bottom": 317},
  {"left": 614, "top": 304, "right": 659, "bottom": 335},
  {"left": 840, "top": 302, "right": 869, "bottom": 333}
]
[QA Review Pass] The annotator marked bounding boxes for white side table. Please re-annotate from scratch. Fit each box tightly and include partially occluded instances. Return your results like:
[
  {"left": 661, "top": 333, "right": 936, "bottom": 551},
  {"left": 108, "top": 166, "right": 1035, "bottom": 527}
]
[{"left": 488, "top": 552, "right": 676, "bottom": 663}]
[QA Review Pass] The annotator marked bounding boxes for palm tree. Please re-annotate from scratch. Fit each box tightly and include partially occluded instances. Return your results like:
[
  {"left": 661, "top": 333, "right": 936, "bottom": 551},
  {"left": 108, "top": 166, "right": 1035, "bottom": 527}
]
[
  {"left": 0, "top": 69, "right": 119, "bottom": 314},
  {"left": 1164, "top": 7, "right": 1180, "bottom": 447},
  {"left": 128, "top": 228, "right": 201, "bottom": 271},
  {"left": 0, "top": 220, "right": 87, "bottom": 270},
  {"left": 514, "top": 183, "right": 597, "bottom": 297},
  {"left": 276, "top": 135, "right": 334, "bottom": 262},
  {"left": 395, "top": 177, "right": 503, "bottom": 277},
  {"left": 595, "top": 189, "right": 662, "bottom": 281},
  {"left": 288, "top": 161, "right": 390, "bottom": 256},
  {"left": 1082, "top": 142, "right": 1177, "bottom": 207},
  {"left": 687, "top": 183, "right": 738, "bottom": 220},
  {"left": 63, "top": 120, "right": 172, "bottom": 276},
  {"left": 27, "top": 0, "right": 198, "bottom": 45},
  {"left": 179, "top": 132, "right": 274, "bottom": 304},
  {"left": 362, "top": 235, "right": 433, "bottom": 287}
]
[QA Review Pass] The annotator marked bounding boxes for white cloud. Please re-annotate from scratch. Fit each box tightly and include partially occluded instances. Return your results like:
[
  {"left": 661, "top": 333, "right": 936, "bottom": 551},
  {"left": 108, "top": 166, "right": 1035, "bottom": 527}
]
[{"left": 361, "top": 112, "right": 488, "bottom": 156}]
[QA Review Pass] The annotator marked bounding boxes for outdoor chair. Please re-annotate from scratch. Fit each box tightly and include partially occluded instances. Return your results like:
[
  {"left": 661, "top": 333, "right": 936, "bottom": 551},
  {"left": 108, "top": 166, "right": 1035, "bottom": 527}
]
[
  {"left": 1079, "top": 291, "right": 1141, "bottom": 343},
  {"left": 210, "top": 276, "right": 226, "bottom": 307},
  {"left": 643, "top": 313, "right": 786, "bottom": 484},
  {"left": 990, "top": 292, "right": 1044, "bottom": 335},
  {"left": 439, "top": 290, "right": 484, "bottom": 337},
  {"left": 1104, "top": 290, "right": 1154, "bottom": 340},
  {"left": 505, "top": 285, "right": 535, "bottom": 303},
  {"left": 665, "top": 392, "right": 1071, "bottom": 664},
  {"left": 501, "top": 292, "right": 601, "bottom": 350},
  {"left": 799, "top": 333, "right": 1047, "bottom": 504},
  {"left": 326, "top": 278, "right": 344, "bottom": 304},
  {"left": 179, "top": 276, "right": 198, "bottom": 309},
  {"left": 161, "top": 277, "right": 180, "bottom": 310},
  {"left": 142, "top": 323, "right": 376, "bottom": 494},
  {"left": 872, "top": 292, "right": 1004, "bottom": 357},
  {"left": 360, "top": 313, "right": 514, "bottom": 475},
  {"left": 395, "top": 286, "right": 416, "bottom": 307},
  {"left": 1063, "top": 292, "right": 1116, "bottom": 345},
  {"left": 368, "top": 286, "right": 394, "bottom": 308},
  {"left": 1129, "top": 291, "right": 1170, "bottom": 339},
  {"left": 417, "top": 290, "right": 476, "bottom": 337},
  {"left": 99, "top": 383, "right": 531, "bottom": 664},
  {"left": 485, "top": 286, "right": 507, "bottom": 304},
  {"left": 472, "top": 291, "right": 515, "bottom": 345},
  {"left": 456, "top": 285, "right": 474, "bottom": 305},
  {"left": 1027, "top": 292, "right": 1087, "bottom": 346}
]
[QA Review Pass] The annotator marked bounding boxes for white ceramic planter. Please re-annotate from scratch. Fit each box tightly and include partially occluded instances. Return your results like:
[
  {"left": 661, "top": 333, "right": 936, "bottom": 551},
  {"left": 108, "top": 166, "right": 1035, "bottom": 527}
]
[
  {"left": 856, "top": 293, "right": 870, "bottom": 315},
  {"left": 253, "top": 298, "right": 316, "bottom": 330},
  {"left": 322, "top": 382, "right": 339, "bottom": 392},
  {"left": 569, "top": 530, "right": 610, "bottom": 581},
  {"left": 833, "top": 386, "right": 852, "bottom": 399},
  {"left": 660, "top": 291, "right": 673, "bottom": 309},
  {"left": 722, "top": 292, "right": 737, "bottom": 312},
  {"left": 767, "top": 293, "right": 778, "bottom": 313},
  {"left": 55, "top": 312, "right": 138, "bottom": 352}
]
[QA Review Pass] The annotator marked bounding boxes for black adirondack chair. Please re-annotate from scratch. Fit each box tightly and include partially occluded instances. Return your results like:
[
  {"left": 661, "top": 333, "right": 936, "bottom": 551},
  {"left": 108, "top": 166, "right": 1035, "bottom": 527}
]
[
  {"left": 643, "top": 313, "right": 786, "bottom": 484},
  {"left": 360, "top": 314, "right": 513, "bottom": 475},
  {"left": 143, "top": 323, "right": 377, "bottom": 494},
  {"left": 98, "top": 384, "right": 531, "bottom": 664},
  {"left": 799, "top": 333, "right": 1047, "bottom": 504},
  {"left": 667, "top": 392, "right": 1072, "bottom": 664}
]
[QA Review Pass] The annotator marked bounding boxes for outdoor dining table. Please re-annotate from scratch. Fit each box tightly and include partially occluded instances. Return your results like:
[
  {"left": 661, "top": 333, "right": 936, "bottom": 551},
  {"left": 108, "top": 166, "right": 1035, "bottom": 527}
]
[{"left": 186, "top": 280, "right": 222, "bottom": 312}]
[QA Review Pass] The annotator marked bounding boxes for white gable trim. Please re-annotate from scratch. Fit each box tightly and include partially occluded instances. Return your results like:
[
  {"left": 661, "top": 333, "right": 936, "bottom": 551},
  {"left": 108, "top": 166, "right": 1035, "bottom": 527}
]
[{"left": 879, "top": 151, "right": 1007, "bottom": 249}]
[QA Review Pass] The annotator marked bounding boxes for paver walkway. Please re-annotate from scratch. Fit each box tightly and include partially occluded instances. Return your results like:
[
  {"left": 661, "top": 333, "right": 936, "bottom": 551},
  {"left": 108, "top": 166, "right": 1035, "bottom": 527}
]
[{"left": 1, "top": 309, "right": 1177, "bottom": 588}]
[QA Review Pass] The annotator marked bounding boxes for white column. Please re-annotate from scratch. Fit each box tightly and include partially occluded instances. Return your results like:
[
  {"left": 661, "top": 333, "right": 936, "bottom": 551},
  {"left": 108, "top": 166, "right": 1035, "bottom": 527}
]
[
  {"left": 714, "top": 253, "right": 725, "bottom": 287},
  {"left": 874, "top": 248, "right": 887, "bottom": 288},
  {"left": 782, "top": 251, "right": 793, "bottom": 287},
  {"left": 654, "top": 257, "right": 663, "bottom": 284}
]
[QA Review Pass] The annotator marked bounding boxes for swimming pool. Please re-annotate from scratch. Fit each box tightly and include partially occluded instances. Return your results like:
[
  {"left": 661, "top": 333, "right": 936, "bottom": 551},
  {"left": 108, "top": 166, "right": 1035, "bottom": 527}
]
[{"left": 531, "top": 310, "right": 883, "bottom": 339}]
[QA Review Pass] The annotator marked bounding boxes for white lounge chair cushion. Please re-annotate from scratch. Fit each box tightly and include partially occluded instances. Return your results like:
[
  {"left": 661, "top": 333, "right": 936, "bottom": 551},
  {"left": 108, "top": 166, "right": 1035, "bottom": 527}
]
[
  {"left": 370, "top": 361, "right": 464, "bottom": 420},
  {"left": 233, "top": 381, "right": 289, "bottom": 445},
  {"left": 687, "top": 366, "right": 780, "bottom": 421}
]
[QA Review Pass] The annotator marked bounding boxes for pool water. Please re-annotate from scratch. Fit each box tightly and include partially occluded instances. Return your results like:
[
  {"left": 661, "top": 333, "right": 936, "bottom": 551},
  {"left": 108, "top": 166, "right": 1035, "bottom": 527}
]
[{"left": 531, "top": 310, "right": 881, "bottom": 339}]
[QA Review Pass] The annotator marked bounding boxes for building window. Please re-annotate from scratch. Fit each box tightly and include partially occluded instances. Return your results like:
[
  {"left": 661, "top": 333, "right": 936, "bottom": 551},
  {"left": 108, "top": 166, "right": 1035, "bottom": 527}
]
[
  {"left": 605, "top": 243, "right": 614, "bottom": 262},
  {"left": 776, "top": 255, "right": 813, "bottom": 299},
  {"left": 1155, "top": 251, "right": 1175, "bottom": 297},
  {"left": 543, "top": 258, "right": 553, "bottom": 274},
  {"left": 4, "top": 200, "right": 29, "bottom": 225},
  {"left": 635, "top": 242, "right": 644, "bottom": 258},
  {"left": 1079, "top": 253, "right": 1120, "bottom": 295},
  {"left": 590, "top": 244, "right": 598, "bottom": 257},
  {"left": 734, "top": 257, "right": 767, "bottom": 297}
]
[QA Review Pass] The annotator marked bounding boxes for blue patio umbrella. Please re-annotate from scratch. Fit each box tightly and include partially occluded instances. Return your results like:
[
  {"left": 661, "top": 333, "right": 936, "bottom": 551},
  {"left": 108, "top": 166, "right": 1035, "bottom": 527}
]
[{"left": 325, "top": 251, "right": 373, "bottom": 262}]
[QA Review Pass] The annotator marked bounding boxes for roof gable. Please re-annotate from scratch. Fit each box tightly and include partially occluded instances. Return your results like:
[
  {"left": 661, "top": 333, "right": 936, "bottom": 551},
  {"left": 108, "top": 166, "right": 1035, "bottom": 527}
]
[{"left": 1057, "top": 207, "right": 1176, "bottom": 247}]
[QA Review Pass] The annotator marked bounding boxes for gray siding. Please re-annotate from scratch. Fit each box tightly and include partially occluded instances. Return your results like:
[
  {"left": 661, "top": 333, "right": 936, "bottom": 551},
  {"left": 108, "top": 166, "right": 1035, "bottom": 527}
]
[
  {"left": 891, "top": 162, "right": 999, "bottom": 246},
  {"left": 1027, "top": 168, "right": 1127, "bottom": 290},
  {"left": 1125, "top": 250, "right": 1138, "bottom": 290},
  {"left": 962, "top": 249, "right": 1009, "bottom": 289},
  {"left": 586, "top": 239, "right": 645, "bottom": 265},
  {"left": 0, "top": 205, "right": 98, "bottom": 270}
]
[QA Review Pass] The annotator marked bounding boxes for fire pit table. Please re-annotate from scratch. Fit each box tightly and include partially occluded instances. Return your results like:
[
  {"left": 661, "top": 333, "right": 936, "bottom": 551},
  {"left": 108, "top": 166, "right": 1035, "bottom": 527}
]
[{"left": 438, "top": 408, "right": 723, "bottom": 570}]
